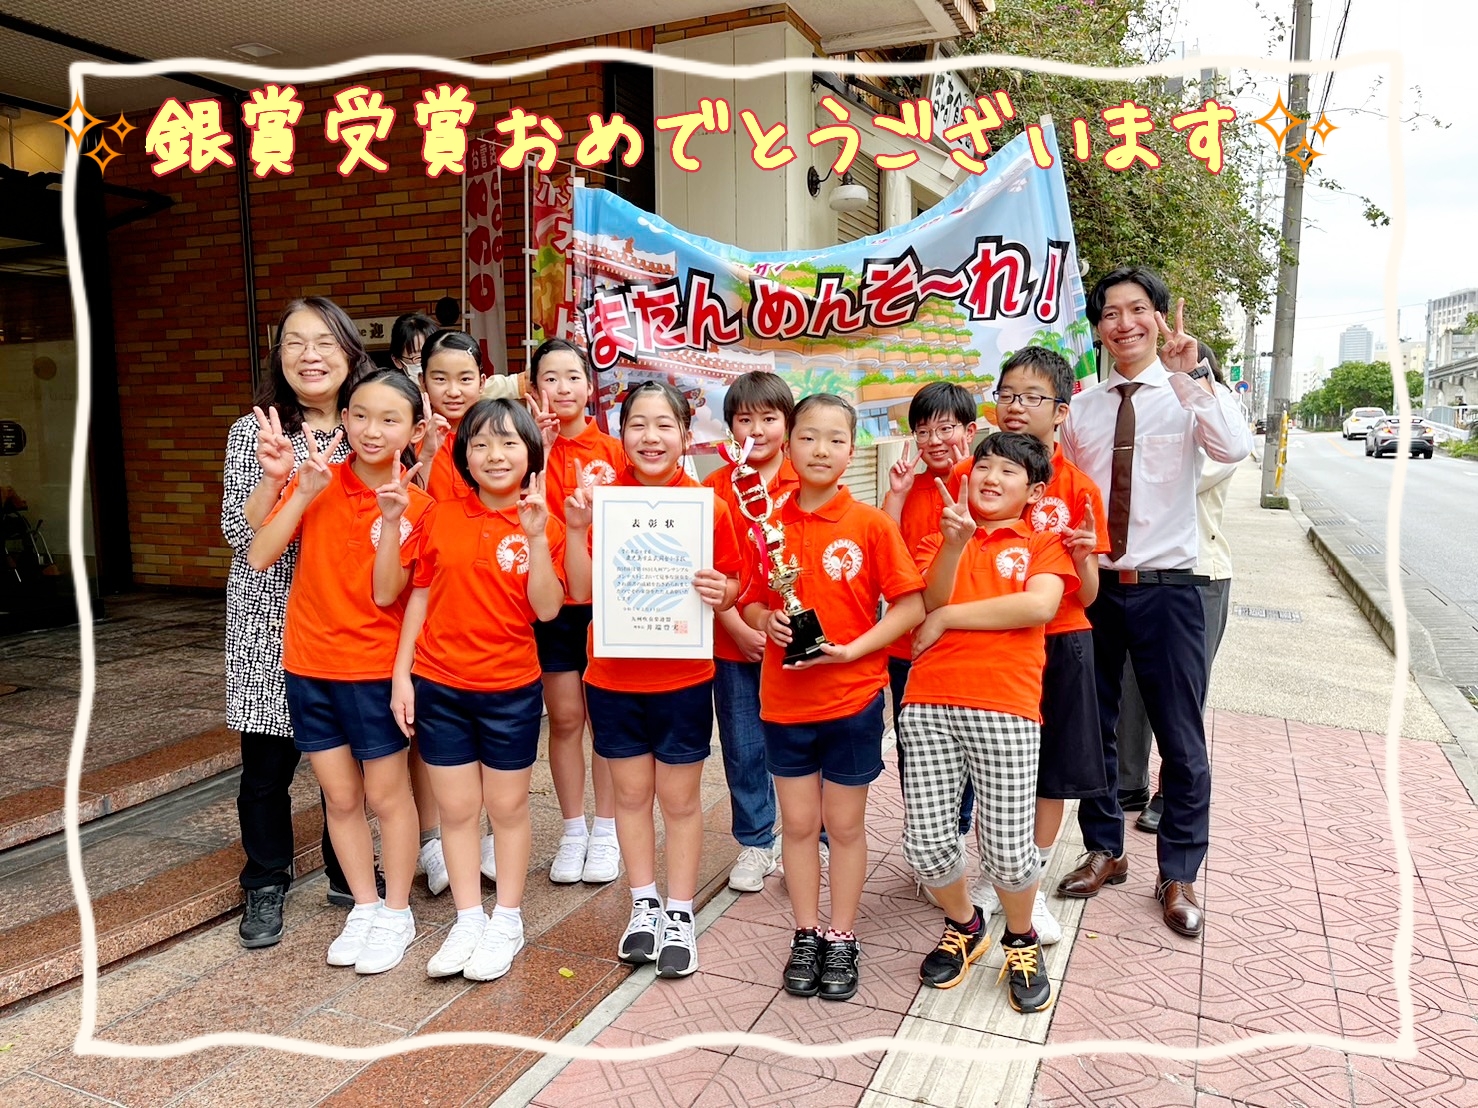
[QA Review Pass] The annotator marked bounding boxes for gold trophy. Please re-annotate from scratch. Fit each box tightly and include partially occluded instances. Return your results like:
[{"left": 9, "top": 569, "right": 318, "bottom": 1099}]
[{"left": 727, "top": 435, "right": 828, "bottom": 665}]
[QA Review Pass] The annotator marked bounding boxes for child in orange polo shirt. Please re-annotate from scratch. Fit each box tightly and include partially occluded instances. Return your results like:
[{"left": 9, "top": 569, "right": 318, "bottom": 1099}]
[
  {"left": 528, "top": 339, "right": 625, "bottom": 886},
  {"left": 248, "top": 369, "right": 432, "bottom": 975},
  {"left": 390, "top": 398, "right": 566, "bottom": 981},
  {"left": 900, "top": 431, "right": 1078, "bottom": 1014},
  {"left": 742, "top": 394, "right": 925, "bottom": 1002},
  {"left": 702, "top": 371, "right": 799, "bottom": 894},
  {"left": 564, "top": 380, "right": 744, "bottom": 979},
  {"left": 994, "top": 348, "right": 1108, "bottom": 946}
]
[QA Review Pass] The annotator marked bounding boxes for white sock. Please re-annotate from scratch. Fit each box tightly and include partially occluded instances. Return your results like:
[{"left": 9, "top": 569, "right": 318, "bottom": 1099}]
[
  {"left": 632, "top": 882, "right": 659, "bottom": 903},
  {"left": 564, "top": 817, "right": 590, "bottom": 838},
  {"left": 492, "top": 903, "right": 522, "bottom": 924},
  {"left": 383, "top": 904, "right": 412, "bottom": 918},
  {"left": 420, "top": 828, "right": 441, "bottom": 846},
  {"left": 666, "top": 898, "right": 694, "bottom": 916},
  {"left": 457, "top": 905, "right": 485, "bottom": 924},
  {"left": 592, "top": 815, "right": 617, "bottom": 839},
  {"left": 1038, "top": 844, "right": 1054, "bottom": 871}
]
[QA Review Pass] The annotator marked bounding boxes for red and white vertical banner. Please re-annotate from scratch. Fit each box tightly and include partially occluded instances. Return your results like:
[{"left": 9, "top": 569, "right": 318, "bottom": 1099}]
[
  {"left": 464, "top": 134, "right": 508, "bottom": 375},
  {"left": 530, "top": 172, "right": 576, "bottom": 346}
]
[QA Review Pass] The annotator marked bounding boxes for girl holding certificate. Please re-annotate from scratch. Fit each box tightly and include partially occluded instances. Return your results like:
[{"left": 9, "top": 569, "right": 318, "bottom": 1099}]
[{"left": 563, "top": 381, "right": 744, "bottom": 980}]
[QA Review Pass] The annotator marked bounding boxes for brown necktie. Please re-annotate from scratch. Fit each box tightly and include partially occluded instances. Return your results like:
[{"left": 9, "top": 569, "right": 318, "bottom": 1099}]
[{"left": 1108, "top": 382, "right": 1142, "bottom": 562}]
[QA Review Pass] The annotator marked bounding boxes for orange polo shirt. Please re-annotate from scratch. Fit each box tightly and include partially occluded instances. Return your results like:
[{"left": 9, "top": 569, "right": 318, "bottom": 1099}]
[
  {"left": 425, "top": 434, "right": 471, "bottom": 504},
  {"left": 703, "top": 456, "right": 801, "bottom": 663},
  {"left": 1023, "top": 444, "right": 1109, "bottom": 635},
  {"left": 583, "top": 467, "right": 745, "bottom": 695},
  {"left": 902, "top": 519, "right": 1079, "bottom": 723},
  {"left": 273, "top": 458, "right": 433, "bottom": 681},
  {"left": 545, "top": 419, "right": 625, "bottom": 525},
  {"left": 888, "top": 457, "right": 972, "bottom": 661},
  {"left": 750, "top": 485, "right": 925, "bottom": 725},
  {"left": 411, "top": 490, "right": 567, "bottom": 692}
]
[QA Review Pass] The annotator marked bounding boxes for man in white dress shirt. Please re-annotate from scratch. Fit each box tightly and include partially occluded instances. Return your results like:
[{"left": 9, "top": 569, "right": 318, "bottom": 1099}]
[{"left": 1054, "top": 267, "right": 1252, "bottom": 938}]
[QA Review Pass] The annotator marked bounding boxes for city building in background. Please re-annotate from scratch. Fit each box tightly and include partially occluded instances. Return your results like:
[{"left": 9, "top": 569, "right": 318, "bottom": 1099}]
[
  {"left": 1425, "top": 287, "right": 1478, "bottom": 369},
  {"left": 1337, "top": 322, "right": 1373, "bottom": 365}
]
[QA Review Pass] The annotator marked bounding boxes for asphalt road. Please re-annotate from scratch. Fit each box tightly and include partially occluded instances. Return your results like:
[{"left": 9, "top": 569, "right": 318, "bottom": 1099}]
[{"left": 1284, "top": 429, "right": 1478, "bottom": 622}]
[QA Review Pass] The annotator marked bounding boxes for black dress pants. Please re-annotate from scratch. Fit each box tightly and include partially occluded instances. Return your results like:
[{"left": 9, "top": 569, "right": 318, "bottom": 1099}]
[{"left": 237, "top": 731, "right": 344, "bottom": 891}]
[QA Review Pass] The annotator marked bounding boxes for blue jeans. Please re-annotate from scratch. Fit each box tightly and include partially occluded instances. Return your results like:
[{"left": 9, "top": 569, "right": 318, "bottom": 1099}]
[
  {"left": 889, "top": 655, "right": 974, "bottom": 837},
  {"left": 713, "top": 659, "right": 777, "bottom": 848}
]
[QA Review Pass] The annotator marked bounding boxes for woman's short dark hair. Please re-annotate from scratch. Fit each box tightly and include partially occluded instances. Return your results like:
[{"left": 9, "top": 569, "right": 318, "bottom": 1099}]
[
  {"left": 530, "top": 337, "right": 592, "bottom": 383},
  {"left": 391, "top": 313, "right": 439, "bottom": 362},
  {"left": 422, "top": 329, "right": 484, "bottom": 374},
  {"left": 974, "top": 430, "right": 1053, "bottom": 486},
  {"left": 722, "top": 371, "right": 796, "bottom": 430},
  {"left": 454, "top": 398, "right": 545, "bottom": 490},
  {"left": 792, "top": 393, "right": 857, "bottom": 440},
  {"left": 620, "top": 379, "right": 692, "bottom": 432},
  {"left": 254, "top": 296, "right": 376, "bottom": 435},
  {"left": 346, "top": 369, "right": 427, "bottom": 471},
  {"left": 1196, "top": 341, "right": 1227, "bottom": 386},
  {"left": 434, "top": 297, "right": 461, "bottom": 327},
  {"left": 1086, "top": 266, "right": 1171, "bottom": 327}
]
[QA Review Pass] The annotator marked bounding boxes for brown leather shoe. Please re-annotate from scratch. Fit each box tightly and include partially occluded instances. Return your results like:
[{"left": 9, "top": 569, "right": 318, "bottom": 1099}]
[
  {"left": 1157, "top": 879, "right": 1204, "bottom": 937},
  {"left": 1056, "top": 851, "right": 1129, "bottom": 898}
]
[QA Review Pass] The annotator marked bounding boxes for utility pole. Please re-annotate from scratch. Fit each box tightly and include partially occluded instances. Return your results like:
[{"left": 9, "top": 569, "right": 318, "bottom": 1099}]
[{"left": 1261, "top": 0, "right": 1313, "bottom": 507}]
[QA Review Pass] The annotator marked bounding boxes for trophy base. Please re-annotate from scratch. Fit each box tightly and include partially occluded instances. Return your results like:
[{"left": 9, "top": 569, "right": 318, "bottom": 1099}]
[{"left": 782, "top": 608, "right": 829, "bottom": 666}]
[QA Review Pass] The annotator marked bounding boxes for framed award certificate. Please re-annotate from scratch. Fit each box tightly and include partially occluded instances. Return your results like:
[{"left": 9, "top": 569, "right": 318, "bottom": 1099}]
[{"left": 590, "top": 485, "right": 715, "bottom": 659}]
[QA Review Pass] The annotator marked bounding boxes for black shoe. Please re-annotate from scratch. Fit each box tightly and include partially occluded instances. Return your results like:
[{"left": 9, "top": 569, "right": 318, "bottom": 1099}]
[
  {"left": 239, "top": 884, "right": 287, "bottom": 948},
  {"left": 1135, "top": 793, "right": 1164, "bottom": 834},
  {"left": 1117, "top": 786, "right": 1152, "bottom": 812},
  {"left": 327, "top": 868, "right": 386, "bottom": 908},
  {"left": 784, "top": 929, "right": 825, "bottom": 997},
  {"left": 998, "top": 934, "right": 1053, "bottom": 1013},
  {"left": 920, "top": 915, "right": 989, "bottom": 989},
  {"left": 817, "top": 936, "right": 860, "bottom": 1001}
]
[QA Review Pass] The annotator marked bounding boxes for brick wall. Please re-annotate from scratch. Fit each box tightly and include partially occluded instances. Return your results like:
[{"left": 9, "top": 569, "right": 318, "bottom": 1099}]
[{"left": 104, "top": 7, "right": 816, "bottom": 589}]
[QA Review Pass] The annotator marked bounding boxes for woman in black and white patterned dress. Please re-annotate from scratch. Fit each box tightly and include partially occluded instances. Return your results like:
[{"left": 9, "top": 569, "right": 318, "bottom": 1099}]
[{"left": 222, "top": 296, "right": 375, "bottom": 948}]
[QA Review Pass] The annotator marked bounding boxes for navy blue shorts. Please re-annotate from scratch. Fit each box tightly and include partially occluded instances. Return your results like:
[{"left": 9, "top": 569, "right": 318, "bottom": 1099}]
[
  {"left": 1038, "top": 629, "right": 1109, "bottom": 799},
  {"left": 534, "top": 603, "right": 593, "bottom": 674},
  {"left": 764, "top": 692, "right": 885, "bottom": 787},
  {"left": 412, "top": 676, "right": 543, "bottom": 771},
  {"left": 285, "top": 674, "right": 408, "bottom": 762},
  {"left": 585, "top": 681, "right": 713, "bottom": 765}
]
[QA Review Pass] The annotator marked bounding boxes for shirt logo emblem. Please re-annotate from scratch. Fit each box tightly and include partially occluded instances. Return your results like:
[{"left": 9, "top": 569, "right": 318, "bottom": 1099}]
[
  {"left": 995, "top": 547, "right": 1030, "bottom": 582},
  {"left": 822, "top": 538, "right": 864, "bottom": 582},
  {"left": 496, "top": 533, "right": 530, "bottom": 574},
  {"left": 581, "top": 459, "right": 617, "bottom": 487},
  {"left": 1030, "top": 496, "right": 1072, "bottom": 534},
  {"left": 369, "top": 515, "right": 413, "bottom": 549}
]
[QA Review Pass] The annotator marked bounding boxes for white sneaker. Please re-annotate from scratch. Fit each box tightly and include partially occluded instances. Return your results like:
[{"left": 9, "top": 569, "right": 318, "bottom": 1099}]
[
  {"left": 419, "top": 839, "right": 450, "bottom": 896},
  {"left": 327, "top": 903, "right": 380, "bottom": 966},
  {"left": 728, "top": 845, "right": 777, "bottom": 893},
  {"left": 818, "top": 839, "right": 830, "bottom": 869},
  {"left": 655, "top": 909, "right": 698, "bottom": 978},
  {"left": 354, "top": 906, "right": 417, "bottom": 974},
  {"left": 968, "top": 875, "right": 1002, "bottom": 918},
  {"left": 619, "top": 897, "right": 664, "bottom": 964},
  {"left": 480, "top": 834, "right": 497, "bottom": 882},
  {"left": 1032, "top": 890, "right": 1063, "bottom": 945},
  {"left": 463, "top": 911, "right": 525, "bottom": 981},
  {"left": 581, "top": 835, "right": 621, "bottom": 883},
  {"left": 426, "top": 912, "right": 486, "bottom": 977},
  {"left": 550, "top": 833, "right": 589, "bottom": 884}
]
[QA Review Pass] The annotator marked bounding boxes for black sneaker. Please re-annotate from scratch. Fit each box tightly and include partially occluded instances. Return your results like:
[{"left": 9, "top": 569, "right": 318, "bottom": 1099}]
[
  {"left": 817, "top": 936, "right": 860, "bottom": 1001},
  {"left": 920, "top": 916, "right": 989, "bottom": 989},
  {"left": 783, "top": 929, "right": 825, "bottom": 997},
  {"left": 998, "top": 935, "right": 1053, "bottom": 1013},
  {"left": 327, "top": 869, "right": 386, "bottom": 908},
  {"left": 655, "top": 909, "right": 698, "bottom": 978},
  {"left": 239, "top": 884, "right": 287, "bottom": 949},
  {"left": 618, "top": 897, "right": 664, "bottom": 965}
]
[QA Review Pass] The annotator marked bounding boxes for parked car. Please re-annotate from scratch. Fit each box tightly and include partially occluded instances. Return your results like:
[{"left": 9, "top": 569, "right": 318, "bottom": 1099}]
[
  {"left": 1365, "top": 416, "right": 1435, "bottom": 458},
  {"left": 1254, "top": 416, "right": 1267, "bottom": 435},
  {"left": 1342, "top": 407, "right": 1386, "bottom": 439}
]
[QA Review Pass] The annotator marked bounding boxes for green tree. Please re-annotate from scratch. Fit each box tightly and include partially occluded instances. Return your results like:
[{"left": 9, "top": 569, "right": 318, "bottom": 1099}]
[{"left": 953, "top": 0, "right": 1278, "bottom": 360}]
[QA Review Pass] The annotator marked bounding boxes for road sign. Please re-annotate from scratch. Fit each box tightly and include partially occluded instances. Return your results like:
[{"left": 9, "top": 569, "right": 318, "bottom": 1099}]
[
  {"left": 1236, "top": 381, "right": 1250, "bottom": 393},
  {"left": 1230, "top": 364, "right": 1243, "bottom": 383}
]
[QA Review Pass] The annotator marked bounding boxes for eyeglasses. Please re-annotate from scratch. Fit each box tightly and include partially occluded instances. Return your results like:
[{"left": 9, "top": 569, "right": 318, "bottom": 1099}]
[
  {"left": 913, "top": 423, "right": 962, "bottom": 443},
  {"left": 396, "top": 354, "right": 422, "bottom": 367},
  {"left": 993, "top": 390, "right": 1061, "bottom": 409},
  {"left": 280, "top": 338, "right": 342, "bottom": 358}
]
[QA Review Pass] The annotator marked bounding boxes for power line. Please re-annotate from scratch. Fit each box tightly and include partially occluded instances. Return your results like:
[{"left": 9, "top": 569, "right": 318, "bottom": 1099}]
[{"left": 1316, "top": 0, "right": 1354, "bottom": 121}]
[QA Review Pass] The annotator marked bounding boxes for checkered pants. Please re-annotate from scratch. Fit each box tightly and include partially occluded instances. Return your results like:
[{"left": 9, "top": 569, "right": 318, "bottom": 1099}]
[{"left": 898, "top": 703, "right": 1042, "bottom": 892}]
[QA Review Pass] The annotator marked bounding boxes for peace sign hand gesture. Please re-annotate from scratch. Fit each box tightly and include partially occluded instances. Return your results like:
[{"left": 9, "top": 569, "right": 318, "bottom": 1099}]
[
  {"left": 375, "top": 462, "right": 423, "bottom": 524},
  {"left": 565, "top": 476, "right": 594, "bottom": 531},
  {"left": 294, "top": 425, "right": 343, "bottom": 501},
  {"left": 1155, "top": 297, "right": 1200, "bottom": 374},
  {"left": 253, "top": 405, "right": 296, "bottom": 485},
  {"left": 526, "top": 390, "right": 561, "bottom": 453},
  {"left": 1064, "top": 494, "right": 1098, "bottom": 558},
  {"left": 416, "top": 395, "right": 448, "bottom": 471},
  {"left": 936, "top": 477, "right": 976, "bottom": 547},
  {"left": 517, "top": 469, "right": 550, "bottom": 538},
  {"left": 888, "top": 442, "right": 920, "bottom": 496}
]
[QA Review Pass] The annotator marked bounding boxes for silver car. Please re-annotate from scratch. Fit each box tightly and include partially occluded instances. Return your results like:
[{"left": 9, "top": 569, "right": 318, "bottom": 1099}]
[{"left": 1365, "top": 417, "right": 1435, "bottom": 458}]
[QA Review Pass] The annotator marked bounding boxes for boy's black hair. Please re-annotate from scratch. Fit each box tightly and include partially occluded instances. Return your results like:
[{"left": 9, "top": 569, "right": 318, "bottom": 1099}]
[
  {"left": 422, "top": 328, "right": 484, "bottom": 374},
  {"left": 722, "top": 370, "right": 796, "bottom": 431},
  {"left": 907, "top": 380, "right": 976, "bottom": 428},
  {"left": 255, "top": 296, "right": 377, "bottom": 436},
  {"left": 530, "top": 337, "right": 592, "bottom": 383},
  {"left": 973, "top": 430, "right": 1053, "bottom": 487},
  {"left": 1086, "top": 265, "right": 1171, "bottom": 326},
  {"left": 1196, "top": 341, "right": 1227, "bottom": 386},
  {"left": 621, "top": 379, "right": 692, "bottom": 431},
  {"left": 346, "top": 368, "right": 427, "bottom": 471},
  {"left": 792, "top": 392, "right": 857, "bottom": 439},
  {"left": 999, "top": 347, "right": 1075, "bottom": 404},
  {"left": 434, "top": 297, "right": 462, "bottom": 327},
  {"left": 391, "top": 312, "right": 439, "bottom": 362},
  {"left": 454, "top": 398, "right": 545, "bottom": 490}
]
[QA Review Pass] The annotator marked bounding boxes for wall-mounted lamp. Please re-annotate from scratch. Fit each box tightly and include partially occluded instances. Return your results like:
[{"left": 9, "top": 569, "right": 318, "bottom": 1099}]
[{"left": 807, "top": 166, "right": 870, "bottom": 213}]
